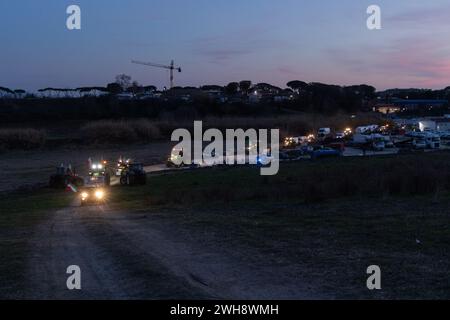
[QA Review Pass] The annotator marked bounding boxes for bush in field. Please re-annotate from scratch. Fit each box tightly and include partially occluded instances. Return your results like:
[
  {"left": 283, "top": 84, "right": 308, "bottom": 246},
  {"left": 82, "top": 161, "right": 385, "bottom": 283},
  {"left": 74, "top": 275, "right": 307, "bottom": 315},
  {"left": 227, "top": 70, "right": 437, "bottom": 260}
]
[
  {"left": 0, "top": 128, "right": 46, "bottom": 150},
  {"left": 132, "top": 119, "right": 162, "bottom": 141},
  {"left": 80, "top": 119, "right": 161, "bottom": 144}
]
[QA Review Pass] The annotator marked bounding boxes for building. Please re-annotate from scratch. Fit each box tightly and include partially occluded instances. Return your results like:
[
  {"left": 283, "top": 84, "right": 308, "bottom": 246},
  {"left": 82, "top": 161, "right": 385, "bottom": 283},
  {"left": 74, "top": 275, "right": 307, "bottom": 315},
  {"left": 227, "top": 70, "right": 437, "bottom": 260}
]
[
  {"left": 373, "top": 103, "right": 401, "bottom": 114},
  {"left": 392, "top": 99, "right": 448, "bottom": 111}
]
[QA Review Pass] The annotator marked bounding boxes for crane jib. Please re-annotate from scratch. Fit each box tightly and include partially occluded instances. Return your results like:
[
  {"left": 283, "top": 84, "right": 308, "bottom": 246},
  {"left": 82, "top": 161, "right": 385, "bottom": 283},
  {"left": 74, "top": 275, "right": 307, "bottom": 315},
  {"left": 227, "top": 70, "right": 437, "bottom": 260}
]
[{"left": 131, "top": 59, "right": 181, "bottom": 88}]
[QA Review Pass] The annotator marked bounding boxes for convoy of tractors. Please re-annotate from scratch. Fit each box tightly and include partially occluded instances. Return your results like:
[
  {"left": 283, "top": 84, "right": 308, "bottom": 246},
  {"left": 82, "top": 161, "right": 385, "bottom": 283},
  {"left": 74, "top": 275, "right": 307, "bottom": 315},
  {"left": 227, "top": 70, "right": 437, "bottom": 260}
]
[{"left": 49, "top": 157, "right": 146, "bottom": 206}]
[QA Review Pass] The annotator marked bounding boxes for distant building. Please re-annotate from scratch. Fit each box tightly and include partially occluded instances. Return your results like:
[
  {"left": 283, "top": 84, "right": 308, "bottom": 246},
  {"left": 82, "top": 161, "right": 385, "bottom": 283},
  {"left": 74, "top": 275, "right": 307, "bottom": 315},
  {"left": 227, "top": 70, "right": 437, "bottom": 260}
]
[
  {"left": 116, "top": 93, "right": 135, "bottom": 100},
  {"left": 202, "top": 89, "right": 227, "bottom": 103},
  {"left": 162, "top": 87, "right": 207, "bottom": 102},
  {"left": 391, "top": 98, "right": 448, "bottom": 111},
  {"left": 248, "top": 90, "right": 262, "bottom": 103},
  {"left": 374, "top": 99, "right": 448, "bottom": 114},
  {"left": 373, "top": 104, "right": 401, "bottom": 114}
]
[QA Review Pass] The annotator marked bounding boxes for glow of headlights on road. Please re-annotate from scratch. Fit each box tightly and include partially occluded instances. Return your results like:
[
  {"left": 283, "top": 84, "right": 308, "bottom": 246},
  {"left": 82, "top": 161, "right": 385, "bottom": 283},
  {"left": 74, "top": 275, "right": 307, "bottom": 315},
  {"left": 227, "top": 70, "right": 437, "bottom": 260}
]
[{"left": 95, "top": 190, "right": 104, "bottom": 199}]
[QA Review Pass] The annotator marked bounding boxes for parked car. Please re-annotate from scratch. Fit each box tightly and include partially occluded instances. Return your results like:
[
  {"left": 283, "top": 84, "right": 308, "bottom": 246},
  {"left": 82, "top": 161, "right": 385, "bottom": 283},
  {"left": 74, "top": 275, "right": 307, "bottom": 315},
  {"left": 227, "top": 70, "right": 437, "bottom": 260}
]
[
  {"left": 310, "top": 147, "right": 341, "bottom": 159},
  {"left": 413, "top": 139, "right": 427, "bottom": 149},
  {"left": 372, "top": 140, "right": 385, "bottom": 151},
  {"left": 279, "top": 149, "right": 304, "bottom": 162},
  {"left": 335, "top": 132, "right": 345, "bottom": 139},
  {"left": 326, "top": 142, "right": 345, "bottom": 153}
]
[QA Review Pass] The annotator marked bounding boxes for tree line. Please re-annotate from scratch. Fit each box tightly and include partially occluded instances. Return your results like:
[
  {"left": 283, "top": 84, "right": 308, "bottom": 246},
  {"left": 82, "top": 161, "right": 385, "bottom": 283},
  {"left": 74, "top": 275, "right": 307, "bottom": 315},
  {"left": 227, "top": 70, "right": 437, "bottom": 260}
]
[{"left": 2, "top": 74, "right": 450, "bottom": 123}]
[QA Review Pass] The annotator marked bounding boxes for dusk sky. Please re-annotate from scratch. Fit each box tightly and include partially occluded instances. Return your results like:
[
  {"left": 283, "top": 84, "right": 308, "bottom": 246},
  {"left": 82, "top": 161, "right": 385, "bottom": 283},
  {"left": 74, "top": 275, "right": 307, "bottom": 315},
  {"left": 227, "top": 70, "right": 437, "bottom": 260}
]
[{"left": 1, "top": 0, "right": 450, "bottom": 91}]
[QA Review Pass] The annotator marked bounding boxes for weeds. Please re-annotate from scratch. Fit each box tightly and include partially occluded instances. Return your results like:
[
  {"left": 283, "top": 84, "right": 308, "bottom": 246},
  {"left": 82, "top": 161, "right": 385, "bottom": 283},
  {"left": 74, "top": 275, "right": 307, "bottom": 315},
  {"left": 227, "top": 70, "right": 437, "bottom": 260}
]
[{"left": 0, "top": 128, "right": 46, "bottom": 150}]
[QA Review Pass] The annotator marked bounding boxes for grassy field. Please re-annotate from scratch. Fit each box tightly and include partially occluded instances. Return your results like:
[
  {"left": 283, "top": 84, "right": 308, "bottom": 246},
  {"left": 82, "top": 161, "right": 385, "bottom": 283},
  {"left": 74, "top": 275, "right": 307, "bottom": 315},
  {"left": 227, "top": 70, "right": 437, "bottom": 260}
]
[
  {"left": 2, "top": 152, "right": 450, "bottom": 298},
  {"left": 111, "top": 151, "right": 450, "bottom": 209},
  {"left": 106, "top": 152, "right": 450, "bottom": 298}
]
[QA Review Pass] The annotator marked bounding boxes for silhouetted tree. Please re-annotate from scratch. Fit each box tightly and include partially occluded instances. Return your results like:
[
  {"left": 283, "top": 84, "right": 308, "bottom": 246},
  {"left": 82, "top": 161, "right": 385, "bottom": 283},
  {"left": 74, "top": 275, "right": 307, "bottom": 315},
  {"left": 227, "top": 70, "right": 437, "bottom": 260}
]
[
  {"left": 106, "top": 82, "right": 122, "bottom": 94},
  {"left": 201, "top": 85, "right": 223, "bottom": 91},
  {"left": 239, "top": 81, "right": 252, "bottom": 95},
  {"left": 0, "top": 87, "right": 14, "bottom": 94},
  {"left": 115, "top": 74, "right": 132, "bottom": 91},
  {"left": 254, "top": 83, "right": 281, "bottom": 93},
  {"left": 225, "top": 82, "right": 239, "bottom": 95},
  {"left": 128, "top": 81, "right": 143, "bottom": 94},
  {"left": 143, "top": 85, "right": 157, "bottom": 92},
  {"left": 287, "top": 80, "right": 308, "bottom": 93}
]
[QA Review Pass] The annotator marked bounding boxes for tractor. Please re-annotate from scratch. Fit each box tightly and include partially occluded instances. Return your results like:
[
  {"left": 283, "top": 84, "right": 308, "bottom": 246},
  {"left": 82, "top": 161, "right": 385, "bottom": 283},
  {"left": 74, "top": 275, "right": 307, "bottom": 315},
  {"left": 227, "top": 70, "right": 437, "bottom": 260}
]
[
  {"left": 49, "top": 164, "right": 84, "bottom": 189},
  {"left": 88, "top": 160, "right": 111, "bottom": 187},
  {"left": 115, "top": 157, "right": 131, "bottom": 176},
  {"left": 79, "top": 185, "right": 107, "bottom": 206},
  {"left": 120, "top": 162, "right": 146, "bottom": 186}
]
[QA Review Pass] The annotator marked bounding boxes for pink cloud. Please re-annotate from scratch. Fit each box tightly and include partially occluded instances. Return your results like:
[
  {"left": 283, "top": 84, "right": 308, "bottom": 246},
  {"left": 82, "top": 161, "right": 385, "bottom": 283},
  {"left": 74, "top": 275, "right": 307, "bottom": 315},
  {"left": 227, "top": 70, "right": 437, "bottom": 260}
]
[{"left": 326, "top": 36, "right": 450, "bottom": 89}]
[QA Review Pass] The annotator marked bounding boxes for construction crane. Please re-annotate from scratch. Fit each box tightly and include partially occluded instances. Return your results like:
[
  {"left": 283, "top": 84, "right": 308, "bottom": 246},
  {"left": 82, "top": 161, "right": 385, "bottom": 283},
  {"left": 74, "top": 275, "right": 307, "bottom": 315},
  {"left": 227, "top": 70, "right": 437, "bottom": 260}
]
[{"left": 131, "top": 59, "right": 181, "bottom": 89}]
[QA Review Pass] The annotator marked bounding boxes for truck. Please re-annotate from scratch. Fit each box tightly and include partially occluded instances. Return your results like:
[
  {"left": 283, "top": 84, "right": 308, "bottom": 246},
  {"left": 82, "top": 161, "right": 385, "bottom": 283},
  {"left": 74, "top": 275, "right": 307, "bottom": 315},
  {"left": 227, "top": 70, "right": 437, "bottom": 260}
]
[
  {"left": 411, "top": 132, "right": 440, "bottom": 149},
  {"left": 283, "top": 135, "right": 313, "bottom": 148},
  {"left": 355, "top": 125, "right": 379, "bottom": 134},
  {"left": 317, "top": 128, "right": 331, "bottom": 140},
  {"left": 424, "top": 133, "right": 441, "bottom": 149},
  {"left": 352, "top": 133, "right": 386, "bottom": 151}
]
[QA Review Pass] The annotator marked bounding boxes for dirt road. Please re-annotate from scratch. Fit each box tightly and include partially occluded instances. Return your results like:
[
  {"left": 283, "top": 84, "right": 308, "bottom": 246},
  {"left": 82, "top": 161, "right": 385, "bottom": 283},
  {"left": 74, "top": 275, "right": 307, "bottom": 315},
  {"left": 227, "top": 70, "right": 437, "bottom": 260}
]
[{"left": 20, "top": 203, "right": 318, "bottom": 299}]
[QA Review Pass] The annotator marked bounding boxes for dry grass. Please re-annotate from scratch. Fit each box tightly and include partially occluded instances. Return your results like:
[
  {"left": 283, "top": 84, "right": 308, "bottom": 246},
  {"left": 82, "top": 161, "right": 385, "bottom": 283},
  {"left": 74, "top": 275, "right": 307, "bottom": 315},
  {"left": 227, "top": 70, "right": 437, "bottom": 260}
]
[
  {"left": 153, "top": 112, "right": 385, "bottom": 137},
  {"left": 1, "top": 112, "right": 385, "bottom": 148},
  {"left": 0, "top": 128, "right": 46, "bottom": 150},
  {"left": 80, "top": 119, "right": 162, "bottom": 144}
]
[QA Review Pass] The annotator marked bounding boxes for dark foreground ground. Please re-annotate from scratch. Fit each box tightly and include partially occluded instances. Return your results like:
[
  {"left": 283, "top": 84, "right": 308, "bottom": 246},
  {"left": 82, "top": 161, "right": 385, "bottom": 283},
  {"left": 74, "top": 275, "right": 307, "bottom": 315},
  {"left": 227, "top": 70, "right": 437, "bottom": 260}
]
[{"left": 1, "top": 153, "right": 450, "bottom": 299}]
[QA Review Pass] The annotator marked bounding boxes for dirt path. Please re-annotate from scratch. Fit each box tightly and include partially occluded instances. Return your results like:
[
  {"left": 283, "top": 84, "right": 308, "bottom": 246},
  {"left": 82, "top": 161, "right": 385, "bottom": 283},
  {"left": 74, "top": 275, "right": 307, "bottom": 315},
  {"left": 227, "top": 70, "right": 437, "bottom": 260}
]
[
  {"left": 22, "top": 203, "right": 318, "bottom": 299},
  {"left": 23, "top": 203, "right": 210, "bottom": 299}
]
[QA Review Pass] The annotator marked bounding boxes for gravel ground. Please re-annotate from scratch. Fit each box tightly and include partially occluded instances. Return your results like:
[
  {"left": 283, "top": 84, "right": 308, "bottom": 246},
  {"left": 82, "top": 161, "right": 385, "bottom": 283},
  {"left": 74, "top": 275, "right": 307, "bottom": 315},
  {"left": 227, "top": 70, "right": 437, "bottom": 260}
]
[{"left": 16, "top": 203, "right": 319, "bottom": 299}]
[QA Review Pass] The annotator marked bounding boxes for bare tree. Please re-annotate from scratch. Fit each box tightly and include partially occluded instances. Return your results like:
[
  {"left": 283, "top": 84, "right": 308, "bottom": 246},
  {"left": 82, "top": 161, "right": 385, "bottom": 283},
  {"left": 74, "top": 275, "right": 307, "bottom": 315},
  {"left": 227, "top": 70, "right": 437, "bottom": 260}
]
[{"left": 115, "top": 74, "right": 132, "bottom": 91}]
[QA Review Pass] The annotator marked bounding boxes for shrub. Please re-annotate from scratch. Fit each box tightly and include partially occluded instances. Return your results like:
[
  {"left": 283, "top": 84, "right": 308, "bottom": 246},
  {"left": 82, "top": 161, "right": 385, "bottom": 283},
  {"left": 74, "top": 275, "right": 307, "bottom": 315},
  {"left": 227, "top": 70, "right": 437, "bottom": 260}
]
[
  {"left": 0, "top": 128, "right": 46, "bottom": 150},
  {"left": 80, "top": 119, "right": 161, "bottom": 144}
]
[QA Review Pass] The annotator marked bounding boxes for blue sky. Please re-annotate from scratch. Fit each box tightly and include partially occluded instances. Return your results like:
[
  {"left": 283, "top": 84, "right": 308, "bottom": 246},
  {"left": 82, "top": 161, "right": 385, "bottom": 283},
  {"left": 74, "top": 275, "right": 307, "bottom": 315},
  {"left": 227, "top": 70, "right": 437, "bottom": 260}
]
[{"left": 1, "top": 0, "right": 450, "bottom": 91}]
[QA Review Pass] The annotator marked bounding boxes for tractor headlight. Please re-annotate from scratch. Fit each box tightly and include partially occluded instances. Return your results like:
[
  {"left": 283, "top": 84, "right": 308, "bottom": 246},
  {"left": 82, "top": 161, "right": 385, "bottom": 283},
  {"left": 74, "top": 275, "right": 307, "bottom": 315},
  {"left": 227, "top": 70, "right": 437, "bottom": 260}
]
[
  {"left": 81, "top": 192, "right": 88, "bottom": 200},
  {"left": 95, "top": 190, "right": 104, "bottom": 199}
]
